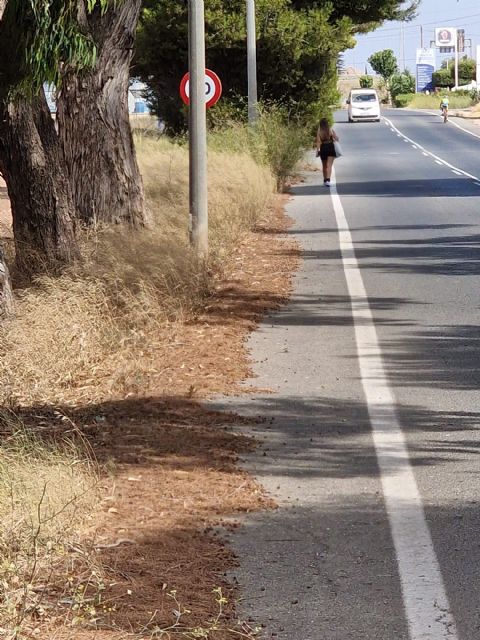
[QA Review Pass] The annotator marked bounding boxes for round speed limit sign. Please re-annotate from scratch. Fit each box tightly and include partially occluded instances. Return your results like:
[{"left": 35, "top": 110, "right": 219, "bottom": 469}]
[{"left": 180, "top": 69, "right": 222, "bottom": 108}]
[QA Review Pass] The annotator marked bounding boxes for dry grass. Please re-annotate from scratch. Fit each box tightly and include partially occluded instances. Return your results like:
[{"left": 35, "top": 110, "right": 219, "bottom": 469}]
[
  {"left": 0, "top": 129, "right": 297, "bottom": 639},
  {"left": 0, "top": 410, "right": 100, "bottom": 638},
  {"left": 0, "top": 137, "right": 274, "bottom": 406}
]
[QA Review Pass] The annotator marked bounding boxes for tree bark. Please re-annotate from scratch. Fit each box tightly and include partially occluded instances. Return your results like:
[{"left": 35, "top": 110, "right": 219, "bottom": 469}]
[
  {"left": 56, "top": 0, "right": 146, "bottom": 227},
  {"left": 0, "top": 245, "right": 13, "bottom": 316},
  {"left": 0, "top": 92, "right": 79, "bottom": 274}
]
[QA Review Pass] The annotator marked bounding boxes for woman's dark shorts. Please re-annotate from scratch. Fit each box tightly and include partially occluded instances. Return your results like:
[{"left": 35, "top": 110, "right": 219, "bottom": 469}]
[{"left": 319, "top": 141, "right": 336, "bottom": 161}]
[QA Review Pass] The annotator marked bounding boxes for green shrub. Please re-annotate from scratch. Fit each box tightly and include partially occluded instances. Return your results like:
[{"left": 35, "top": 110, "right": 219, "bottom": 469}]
[
  {"left": 390, "top": 71, "right": 415, "bottom": 99},
  {"left": 393, "top": 93, "right": 414, "bottom": 107},
  {"left": 255, "top": 108, "right": 308, "bottom": 190},
  {"left": 208, "top": 106, "right": 308, "bottom": 191},
  {"left": 360, "top": 75, "right": 373, "bottom": 88}
]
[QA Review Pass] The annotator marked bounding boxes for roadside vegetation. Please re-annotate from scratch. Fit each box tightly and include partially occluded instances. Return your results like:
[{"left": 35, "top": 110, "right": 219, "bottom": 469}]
[
  {"left": 0, "top": 116, "right": 301, "bottom": 406},
  {"left": 393, "top": 92, "right": 478, "bottom": 109},
  {"left": 0, "top": 114, "right": 302, "bottom": 636},
  {"left": 0, "top": 411, "right": 100, "bottom": 638}
]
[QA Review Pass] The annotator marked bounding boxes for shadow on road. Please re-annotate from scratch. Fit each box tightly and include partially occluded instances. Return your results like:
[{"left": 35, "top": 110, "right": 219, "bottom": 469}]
[
  {"left": 212, "top": 393, "right": 480, "bottom": 481},
  {"left": 292, "top": 178, "right": 480, "bottom": 199},
  {"left": 285, "top": 223, "right": 472, "bottom": 236},
  {"left": 255, "top": 292, "right": 424, "bottom": 328}
]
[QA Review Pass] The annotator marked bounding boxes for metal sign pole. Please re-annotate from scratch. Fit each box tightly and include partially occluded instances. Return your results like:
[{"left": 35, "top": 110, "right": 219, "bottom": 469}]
[
  {"left": 246, "top": 0, "right": 258, "bottom": 125},
  {"left": 477, "top": 45, "right": 480, "bottom": 89},
  {"left": 454, "top": 30, "right": 459, "bottom": 88},
  {"left": 188, "top": 0, "right": 208, "bottom": 257}
]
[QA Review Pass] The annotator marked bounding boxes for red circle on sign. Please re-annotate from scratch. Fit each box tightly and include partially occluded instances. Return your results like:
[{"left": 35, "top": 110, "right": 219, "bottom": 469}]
[{"left": 180, "top": 69, "right": 222, "bottom": 108}]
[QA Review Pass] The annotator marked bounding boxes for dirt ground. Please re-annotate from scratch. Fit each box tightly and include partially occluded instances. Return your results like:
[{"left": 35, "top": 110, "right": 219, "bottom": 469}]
[{"left": 8, "top": 195, "right": 300, "bottom": 638}]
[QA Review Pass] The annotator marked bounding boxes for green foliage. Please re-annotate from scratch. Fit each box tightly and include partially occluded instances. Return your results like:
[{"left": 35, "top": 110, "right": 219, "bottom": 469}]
[
  {"left": 208, "top": 105, "right": 308, "bottom": 190},
  {"left": 392, "top": 93, "right": 414, "bottom": 108},
  {"left": 432, "top": 68, "right": 453, "bottom": 89},
  {"left": 254, "top": 106, "right": 308, "bottom": 190},
  {"left": 135, "top": 0, "right": 354, "bottom": 132},
  {"left": 0, "top": 0, "right": 111, "bottom": 98},
  {"left": 437, "top": 56, "right": 476, "bottom": 87},
  {"left": 135, "top": 1, "right": 417, "bottom": 132},
  {"left": 359, "top": 75, "right": 374, "bottom": 88},
  {"left": 390, "top": 70, "right": 415, "bottom": 98},
  {"left": 368, "top": 49, "right": 398, "bottom": 83}
]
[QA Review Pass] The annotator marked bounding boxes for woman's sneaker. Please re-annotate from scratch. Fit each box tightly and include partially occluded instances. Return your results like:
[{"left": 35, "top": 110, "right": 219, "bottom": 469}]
[{"left": 325, "top": 179, "right": 331, "bottom": 187}]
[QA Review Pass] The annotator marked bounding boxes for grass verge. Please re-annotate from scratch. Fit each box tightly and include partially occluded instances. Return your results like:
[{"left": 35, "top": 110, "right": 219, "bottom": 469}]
[
  {"left": 0, "top": 136, "right": 275, "bottom": 406},
  {"left": 396, "top": 92, "right": 475, "bottom": 110},
  {"left": 0, "top": 121, "right": 301, "bottom": 637}
]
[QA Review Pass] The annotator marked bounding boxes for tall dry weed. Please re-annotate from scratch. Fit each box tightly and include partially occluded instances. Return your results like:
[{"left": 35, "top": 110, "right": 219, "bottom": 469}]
[
  {"left": 0, "top": 136, "right": 274, "bottom": 405},
  {"left": 0, "top": 411, "right": 100, "bottom": 636}
]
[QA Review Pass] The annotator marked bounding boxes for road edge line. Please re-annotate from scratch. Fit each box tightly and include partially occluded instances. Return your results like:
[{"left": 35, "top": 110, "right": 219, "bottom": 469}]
[
  {"left": 383, "top": 116, "right": 480, "bottom": 182},
  {"left": 405, "top": 108, "right": 480, "bottom": 141},
  {"left": 329, "top": 168, "right": 458, "bottom": 640}
]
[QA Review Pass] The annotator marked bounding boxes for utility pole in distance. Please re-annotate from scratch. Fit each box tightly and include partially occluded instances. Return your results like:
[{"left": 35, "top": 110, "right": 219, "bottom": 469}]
[
  {"left": 246, "top": 0, "right": 258, "bottom": 125},
  {"left": 188, "top": 0, "right": 208, "bottom": 257},
  {"left": 454, "top": 29, "right": 459, "bottom": 88}
]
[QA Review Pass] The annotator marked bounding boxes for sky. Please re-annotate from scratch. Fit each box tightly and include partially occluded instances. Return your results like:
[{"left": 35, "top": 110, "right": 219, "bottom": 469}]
[{"left": 343, "top": 0, "right": 480, "bottom": 74}]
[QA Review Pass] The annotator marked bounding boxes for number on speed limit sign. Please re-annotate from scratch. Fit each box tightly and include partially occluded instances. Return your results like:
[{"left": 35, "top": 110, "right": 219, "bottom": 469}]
[{"left": 180, "top": 69, "right": 222, "bottom": 108}]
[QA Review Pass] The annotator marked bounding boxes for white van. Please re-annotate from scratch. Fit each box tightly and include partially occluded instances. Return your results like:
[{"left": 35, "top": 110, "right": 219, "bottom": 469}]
[{"left": 347, "top": 89, "right": 381, "bottom": 123}]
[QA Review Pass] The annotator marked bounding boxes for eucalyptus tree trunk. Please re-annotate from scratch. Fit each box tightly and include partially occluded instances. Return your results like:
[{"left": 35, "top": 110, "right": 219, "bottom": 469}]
[
  {"left": 0, "top": 92, "right": 79, "bottom": 274},
  {"left": 0, "top": 245, "right": 13, "bottom": 316},
  {"left": 0, "top": 0, "right": 78, "bottom": 275},
  {"left": 56, "top": 0, "right": 146, "bottom": 227}
]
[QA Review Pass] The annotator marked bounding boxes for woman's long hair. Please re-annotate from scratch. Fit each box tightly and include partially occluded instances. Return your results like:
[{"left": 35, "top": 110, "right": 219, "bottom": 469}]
[{"left": 319, "top": 118, "right": 332, "bottom": 141}]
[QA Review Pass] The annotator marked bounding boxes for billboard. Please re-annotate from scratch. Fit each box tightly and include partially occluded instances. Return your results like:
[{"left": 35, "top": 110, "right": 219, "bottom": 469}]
[
  {"left": 416, "top": 48, "right": 435, "bottom": 92},
  {"left": 435, "top": 27, "right": 457, "bottom": 51}
]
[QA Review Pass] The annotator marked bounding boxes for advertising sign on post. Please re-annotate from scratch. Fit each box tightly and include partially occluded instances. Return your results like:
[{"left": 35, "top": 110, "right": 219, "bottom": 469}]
[
  {"left": 416, "top": 48, "right": 435, "bottom": 92},
  {"left": 435, "top": 27, "right": 457, "bottom": 49}
]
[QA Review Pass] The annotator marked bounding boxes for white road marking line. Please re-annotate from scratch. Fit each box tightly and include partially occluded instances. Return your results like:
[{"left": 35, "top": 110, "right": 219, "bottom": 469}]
[
  {"left": 422, "top": 152, "right": 429, "bottom": 157},
  {"left": 474, "top": 181, "right": 480, "bottom": 187},
  {"left": 452, "top": 170, "right": 462, "bottom": 176},
  {"left": 330, "top": 168, "right": 458, "bottom": 640},
  {"left": 435, "top": 160, "right": 444, "bottom": 166},
  {"left": 421, "top": 109, "right": 480, "bottom": 140},
  {"left": 384, "top": 116, "right": 480, "bottom": 182},
  {"left": 412, "top": 145, "right": 418, "bottom": 149}
]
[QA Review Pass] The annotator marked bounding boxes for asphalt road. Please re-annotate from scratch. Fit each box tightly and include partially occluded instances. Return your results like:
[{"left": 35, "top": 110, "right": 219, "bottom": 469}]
[{"left": 216, "top": 109, "right": 480, "bottom": 640}]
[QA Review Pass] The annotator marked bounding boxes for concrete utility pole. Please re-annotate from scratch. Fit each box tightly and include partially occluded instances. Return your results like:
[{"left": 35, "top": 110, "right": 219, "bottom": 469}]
[
  {"left": 399, "top": 21, "right": 403, "bottom": 71},
  {"left": 246, "top": 0, "right": 258, "bottom": 125},
  {"left": 454, "top": 31, "right": 459, "bottom": 88},
  {"left": 188, "top": 0, "right": 208, "bottom": 257}
]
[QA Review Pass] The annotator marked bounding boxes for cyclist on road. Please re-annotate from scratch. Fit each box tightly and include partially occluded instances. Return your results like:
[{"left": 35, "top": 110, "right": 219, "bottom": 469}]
[{"left": 440, "top": 95, "right": 449, "bottom": 122}]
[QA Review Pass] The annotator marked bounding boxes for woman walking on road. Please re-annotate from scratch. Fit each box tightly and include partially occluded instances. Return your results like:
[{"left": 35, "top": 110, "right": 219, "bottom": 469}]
[{"left": 316, "top": 118, "right": 339, "bottom": 187}]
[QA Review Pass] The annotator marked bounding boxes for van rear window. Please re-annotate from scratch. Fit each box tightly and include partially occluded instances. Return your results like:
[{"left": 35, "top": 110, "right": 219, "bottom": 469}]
[{"left": 352, "top": 94, "right": 377, "bottom": 102}]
